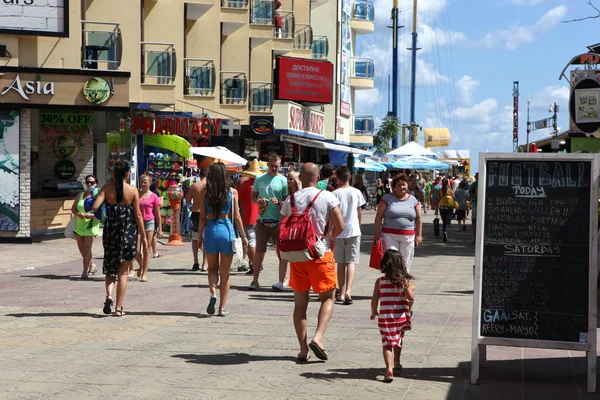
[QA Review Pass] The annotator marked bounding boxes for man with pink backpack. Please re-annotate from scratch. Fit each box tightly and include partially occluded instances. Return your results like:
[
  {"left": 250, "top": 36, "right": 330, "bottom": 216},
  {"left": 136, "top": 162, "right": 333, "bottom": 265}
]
[{"left": 279, "top": 163, "right": 344, "bottom": 362}]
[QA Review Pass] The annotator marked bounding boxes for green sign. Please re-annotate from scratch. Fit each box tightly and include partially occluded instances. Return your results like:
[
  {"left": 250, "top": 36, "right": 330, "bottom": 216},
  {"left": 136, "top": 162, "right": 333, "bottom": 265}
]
[
  {"left": 82, "top": 77, "right": 112, "bottom": 104},
  {"left": 40, "top": 112, "right": 93, "bottom": 127},
  {"left": 55, "top": 159, "right": 76, "bottom": 180},
  {"left": 53, "top": 135, "right": 79, "bottom": 159}
]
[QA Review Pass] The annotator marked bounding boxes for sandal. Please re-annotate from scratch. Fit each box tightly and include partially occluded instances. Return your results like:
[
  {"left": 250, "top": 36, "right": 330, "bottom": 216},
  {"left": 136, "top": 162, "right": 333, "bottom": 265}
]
[
  {"left": 103, "top": 297, "right": 113, "bottom": 315},
  {"left": 153, "top": 253, "right": 162, "bottom": 258},
  {"left": 206, "top": 296, "right": 217, "bottom": 315},
  {"left": 394, "top": 364, "right": 403, "bottom": 374},
  {"left": 217, "top": 309, "right": 229, "bottom": 317},
  {"left": 115, "top": 306, "right": 125, "bottom": 317}
]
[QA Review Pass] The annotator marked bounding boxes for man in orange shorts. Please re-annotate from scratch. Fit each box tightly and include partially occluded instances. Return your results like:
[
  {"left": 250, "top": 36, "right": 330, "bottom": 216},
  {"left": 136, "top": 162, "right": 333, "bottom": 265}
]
[{"left": 280, "top": 163, "right": 344, "bottom": 362}]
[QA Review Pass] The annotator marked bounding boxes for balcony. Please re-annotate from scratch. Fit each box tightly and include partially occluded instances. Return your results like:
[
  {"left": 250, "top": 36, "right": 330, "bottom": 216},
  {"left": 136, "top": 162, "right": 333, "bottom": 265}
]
[
  {"left": 293, "top": 24, "right": 313, "bottom": 52},
  {"left": 351, "top": 58, "right": 374, "bottom": 89},
  {"left": 184, "top": 59, "right": 215, "bottom": 96},
  {"left": 312, "top": 35, "right": 328, "bottom": 59},
  {"left": 81, "top": 21, "right": 121, "bottom": 70},
  {"left": 220, "top": 72, "right": 247, "bottom": 105},
  {"left": 249, "top": 82, "right": 273, "bottom": 112},
  {"left": 142, "top": 42, "right": 176, "bottom": 85},
  {"left": 352, "top": 0, "right": 375, "bottom": 34},
  {"left": 275, "top": 10, "right": 295, "bottom": 40},
  {"left": 353, "top": 115, "right": 375, "bottom": 135},
  {"left": 221, "top": 0, "right": 247, "bottom": 8},
  {"left": 221, "top": 0, "right": 248, "bottom": 34}
]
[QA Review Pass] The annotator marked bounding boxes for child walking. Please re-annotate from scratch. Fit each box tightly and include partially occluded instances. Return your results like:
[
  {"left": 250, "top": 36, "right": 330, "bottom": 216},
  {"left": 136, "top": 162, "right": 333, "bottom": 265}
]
[{"left": 370, "top": 249, "right": 415, "bottom": 383}]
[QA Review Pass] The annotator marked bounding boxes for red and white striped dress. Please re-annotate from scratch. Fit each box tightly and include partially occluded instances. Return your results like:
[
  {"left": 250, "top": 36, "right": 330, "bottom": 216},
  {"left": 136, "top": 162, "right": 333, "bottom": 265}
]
[{"left": 378, "top": 277, "right": 412, "bottom": 348}]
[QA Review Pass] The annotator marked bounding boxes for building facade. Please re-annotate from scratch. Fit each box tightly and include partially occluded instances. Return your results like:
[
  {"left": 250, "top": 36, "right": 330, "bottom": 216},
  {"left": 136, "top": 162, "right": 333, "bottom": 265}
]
[{"left": 0, "top": 0, "right": 372, "bottom": 241}]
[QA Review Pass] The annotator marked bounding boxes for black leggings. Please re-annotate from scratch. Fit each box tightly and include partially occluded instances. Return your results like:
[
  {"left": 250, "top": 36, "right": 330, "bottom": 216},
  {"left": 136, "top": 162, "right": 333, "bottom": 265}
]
[{"left": 440, "top": 207, "right": 452, "bottom": 234}]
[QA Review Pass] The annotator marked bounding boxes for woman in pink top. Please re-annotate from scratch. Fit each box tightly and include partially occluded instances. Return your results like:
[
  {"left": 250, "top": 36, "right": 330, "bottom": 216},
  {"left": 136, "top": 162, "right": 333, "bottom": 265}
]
[{"left": 135, "top": 174, "right": 162, "bottom": 281}]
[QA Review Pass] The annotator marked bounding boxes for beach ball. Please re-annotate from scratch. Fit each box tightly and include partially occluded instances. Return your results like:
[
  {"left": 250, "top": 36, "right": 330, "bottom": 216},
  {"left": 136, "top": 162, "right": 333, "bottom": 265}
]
[
  {"left": 156, "top": 153, "right": 164, "bottom": 159},
  {"left": 173, "top": 163, "right": 180, "bottom": 170},
  {"left": 149, "top": 161, "right": 156, "bottom": 168},
  {"left": 164, "top": 154, "right": 171, "bottom": 162},
  {"left": 148, "top": 152, "right": 156, "bottom": 160}
]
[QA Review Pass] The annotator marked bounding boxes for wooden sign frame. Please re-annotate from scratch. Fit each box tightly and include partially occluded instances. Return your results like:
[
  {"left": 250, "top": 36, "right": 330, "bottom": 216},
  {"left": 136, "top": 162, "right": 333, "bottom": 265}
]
[{"left": 471, "top": 153, "right": 598, "bottom": 393}]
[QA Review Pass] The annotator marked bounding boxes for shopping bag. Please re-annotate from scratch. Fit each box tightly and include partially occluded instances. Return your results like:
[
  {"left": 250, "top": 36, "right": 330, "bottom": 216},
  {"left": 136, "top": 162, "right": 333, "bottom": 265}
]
[
  {"left": 433, "top": 217, "right": 440, "bottom": 238},
  {"left": 369, "top": 240, "right": 384, "bottom": 270},
  {"left": 64, "top": 217, "right": 76, "bottom": 240}
]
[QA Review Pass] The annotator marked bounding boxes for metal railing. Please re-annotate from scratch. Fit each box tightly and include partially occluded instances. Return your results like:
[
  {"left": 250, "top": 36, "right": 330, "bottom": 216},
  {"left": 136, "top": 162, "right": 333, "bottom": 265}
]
[
  {"left": 81, "top": 21, "right": 121, "bottom": 70},
  {"left": 312, "top": 35, "right": 328, "bottom": 59},
  {"left": 220, "top": 72, "right": 247, "bottom": 105},
  {"left": 353, "top": 0, "right": 374, "bottom": 22},
  {"left": 221, "top": 0, "right": 248, "bottom": 8},
  {"left": 294, "top": 24, "right": 313, "bottom": 49},
  {"left": 249, "top": 82, "right": 273, "bottom": 112},
  {"left": 251, "top": 0, "right": 273, "bottom": 24},
  {"left": 184, "top": 59, "right": 215, "bottom": 96},
  {"left": 353, "top": 115, "right": 375, "bottom": 135},
  {"left": 352, "top": 57, "right": 374, "bottom": 79},
  {"left": 274, "top": 10, "right": 294, "bottom": 39},
  {"left": 142, "top": 42, "right": 176, "bottom": 84}
]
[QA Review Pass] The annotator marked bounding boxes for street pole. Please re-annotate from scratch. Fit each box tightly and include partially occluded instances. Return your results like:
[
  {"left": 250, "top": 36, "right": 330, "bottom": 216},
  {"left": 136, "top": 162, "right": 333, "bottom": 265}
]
[
  {"left": 408, "top": 0, "right": 419, "bottom": 141},
  {"left": 526, "top": 98, "right": 530, "bottom": 153},
  {"left": 390, "top": 1, "right": 400, "bottom": 149}
]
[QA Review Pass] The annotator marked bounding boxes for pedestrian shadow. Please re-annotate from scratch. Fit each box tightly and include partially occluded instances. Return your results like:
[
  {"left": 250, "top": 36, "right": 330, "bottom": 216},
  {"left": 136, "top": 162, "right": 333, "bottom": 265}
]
[
  {"left": 442, "top": 290, "right": 474, "bottom": 295},
  {"left": 5, "top": 311, "right": 210, "bottom": 318},
  {"left": 181, "top": 284, "right": 252, "bottom": 291},
  {"left": 19, "top": 274, "right": 101, "bottom": 282},
  {"left": 247, "top": 294, "right": 295, "bottom": 302},
  {"left": 172, "top": 353, "right": 298, "bottom": 366}
]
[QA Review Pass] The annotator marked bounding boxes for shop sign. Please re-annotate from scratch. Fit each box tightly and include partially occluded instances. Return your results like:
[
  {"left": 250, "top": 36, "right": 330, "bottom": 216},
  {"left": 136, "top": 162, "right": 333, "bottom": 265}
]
[
  {"left": 0, "top": 73, "right": 55, "bottom": 101},
  {"left": 54, "top": 159, "right": 76, "bottom": 180},
  {"left": 82, "top": 78, "right": 113, "bottom": 104},
  {"left": 275, "top": 57, "right": 334, "bottom": 104},
  {"left": 0, "top": 1, "right": 68, "bottom": 37},
  {"left": 336, "top": 116, "right": 349, "bottom": 144},
  {"left": 250, "top": 116, "right": 275, "bottom": 136},
  {"left": 132, "top": 116, "right": 223, "bottom": 137},
  {"left": 53, "top": 135, "right": 79, "bottom": 159},
  {"left": 41, "top": 112, "right": 93, "bottom": 127},
  {"left": 288, "top": 104, "right": 324, "bottom": 138}
]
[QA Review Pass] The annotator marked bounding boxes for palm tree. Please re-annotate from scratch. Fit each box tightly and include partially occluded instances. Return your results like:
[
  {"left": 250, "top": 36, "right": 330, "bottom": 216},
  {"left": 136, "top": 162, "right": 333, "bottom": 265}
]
[{"left": 373, "top": 114, "right": 400, "bottom": 155}]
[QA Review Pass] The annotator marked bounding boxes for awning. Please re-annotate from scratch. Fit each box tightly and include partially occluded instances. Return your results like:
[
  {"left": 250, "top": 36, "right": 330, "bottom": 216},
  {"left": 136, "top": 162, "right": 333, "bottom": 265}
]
[{"left": 282, "top": 136, "right": 373, "bottom": 156}]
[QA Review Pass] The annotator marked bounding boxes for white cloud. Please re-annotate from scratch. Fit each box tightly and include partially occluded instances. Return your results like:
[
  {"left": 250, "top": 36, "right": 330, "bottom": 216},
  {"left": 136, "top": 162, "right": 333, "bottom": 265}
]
[
  {"left": 506, "top": 0, "right": 552, "bottom": 5},
  {"left": 419, "top": 24, "right": 468, "bottom": 49},
  {"left": 529, "top": 84, "right": 570, "bottom": 110},
  {"left": 454, "top": 98, "right": 499, "bottom": 125},
  {"left": 480, "top": 5, "right": 568, "bottom": 50},
  {"left": 456, "top": 75, "right": 480, "bottom": 105},
  {"left": 416, "top": 59, "right": 451, "bottom": 86},
  {"left": 355, "top": 87, "right": 381, "bottom": 107}
]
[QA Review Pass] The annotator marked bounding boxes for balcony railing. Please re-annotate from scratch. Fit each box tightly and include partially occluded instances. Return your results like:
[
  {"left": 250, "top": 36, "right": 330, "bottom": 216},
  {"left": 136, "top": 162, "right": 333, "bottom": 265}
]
[
  {"left": 81, "top": 21, "right": 121, "bottom": 70},
  {"left": 184, "top": 59, "right": 215, "bottom": 96},
  {"left": 294, "top": 24, "right": 313, "bottom": 50},
  {"left": 251, "top": 0, "right": 273, "bottom": 25},
  {"left": 352, "top": 58, "right": 374, "bottom": 79},
  {"left": 221, "top": 72, "right": 247, "bottom": 105},
  {"left": 312, "top": 35, "right": 328, "bottom": 59},
  {"left": 221, "top": 0, "right": 248, "bottom": 8},
  {"left": 353, "top": 0, "right": 374, "bottom": 22},
  {"left": 275, "top": 10, "right": 294, "bottom": 39},
  {"left": 250, "top": 82, "right": 273, "bottom": 112},
  {"left": 353, "top": 115, "right": 375, "bottom": 135},
  {"left": 142, "top": 42, "right": 176, "bottom": 84}
]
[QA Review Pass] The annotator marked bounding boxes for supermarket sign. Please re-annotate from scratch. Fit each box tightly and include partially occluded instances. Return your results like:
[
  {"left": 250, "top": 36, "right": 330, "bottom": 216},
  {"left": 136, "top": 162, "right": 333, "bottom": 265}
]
[{"left": 132, "top": 116, "right": 223, "bottom": 137}]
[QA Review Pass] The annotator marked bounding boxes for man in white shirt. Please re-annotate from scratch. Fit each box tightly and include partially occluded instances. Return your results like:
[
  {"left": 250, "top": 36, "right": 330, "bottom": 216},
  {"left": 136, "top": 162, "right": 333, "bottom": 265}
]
[
  {"left": 280, "top": 163, "right": 344, "bottom": 362},
  {"left": 332, "top": 166, "right": 365, "bottom": 306}
]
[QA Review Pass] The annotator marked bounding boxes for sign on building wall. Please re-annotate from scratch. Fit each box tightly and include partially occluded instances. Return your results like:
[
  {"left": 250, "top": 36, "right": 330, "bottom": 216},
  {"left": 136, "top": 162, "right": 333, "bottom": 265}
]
[
  {"left": 0, "top": 0, "right": 68, "bottom": 37},
  {"left": 275, "top": 57, "right": 333, "bottom": 104},
  {"left": 0, "top": 110, "right": 20, "bottom": 231},
  {"left": 340, "top": 0, "right": 352, "bottom": 117}
]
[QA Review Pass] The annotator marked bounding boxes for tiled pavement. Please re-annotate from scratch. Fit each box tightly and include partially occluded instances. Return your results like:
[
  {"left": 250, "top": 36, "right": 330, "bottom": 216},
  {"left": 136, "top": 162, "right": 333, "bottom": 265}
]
[{"left": 0, "top": 211, "right": 598, "bottom": 399}]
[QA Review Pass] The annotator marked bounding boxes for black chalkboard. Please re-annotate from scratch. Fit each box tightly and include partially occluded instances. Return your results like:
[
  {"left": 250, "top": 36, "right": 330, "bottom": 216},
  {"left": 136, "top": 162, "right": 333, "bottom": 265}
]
[{"left": 481, "top": 160, "right": 592, "bottom": 343}]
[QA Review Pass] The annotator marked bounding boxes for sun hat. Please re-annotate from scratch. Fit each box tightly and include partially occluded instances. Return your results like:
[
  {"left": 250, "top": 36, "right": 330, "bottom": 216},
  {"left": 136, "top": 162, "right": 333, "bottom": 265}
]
[{"left": 239, "top": 159, "right": 265, "bottom": 178}]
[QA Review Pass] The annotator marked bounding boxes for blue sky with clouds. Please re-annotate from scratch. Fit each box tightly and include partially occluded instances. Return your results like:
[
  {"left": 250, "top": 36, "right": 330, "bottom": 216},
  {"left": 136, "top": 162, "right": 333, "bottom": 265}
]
[{"left": 355, "top": 0, "right": 597, "bottom": 172}]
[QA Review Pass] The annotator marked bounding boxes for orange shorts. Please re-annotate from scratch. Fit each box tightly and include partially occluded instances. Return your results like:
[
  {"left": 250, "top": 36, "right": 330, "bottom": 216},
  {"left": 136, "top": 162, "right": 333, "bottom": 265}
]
[{"left": 289, "top": 251, "right": 336, "bottom": 294}]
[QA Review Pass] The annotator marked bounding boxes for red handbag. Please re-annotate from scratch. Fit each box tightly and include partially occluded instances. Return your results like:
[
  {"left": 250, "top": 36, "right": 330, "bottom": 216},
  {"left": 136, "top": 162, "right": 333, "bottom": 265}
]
[{"left": 369, "top": 240, "right": 384, "bottom": 270}]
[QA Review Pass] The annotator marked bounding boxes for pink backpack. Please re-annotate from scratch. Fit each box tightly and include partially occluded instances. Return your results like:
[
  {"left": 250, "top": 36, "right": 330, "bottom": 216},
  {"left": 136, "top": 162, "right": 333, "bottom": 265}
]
[{"left": 278, "top": 191, "right": 327, "bottom": 262}]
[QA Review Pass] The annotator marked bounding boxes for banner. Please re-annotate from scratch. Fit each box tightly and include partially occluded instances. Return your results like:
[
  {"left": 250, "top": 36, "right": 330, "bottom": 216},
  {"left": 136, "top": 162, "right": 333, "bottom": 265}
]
[
  {"left": 424, "top": 128, "right": 451, "bottom": 148},
  {"left": 0, "top": 110, "right": 20, "bottom": 231},
  {"left": 340, "top": 0, "right": 352, "bottom": 117}
]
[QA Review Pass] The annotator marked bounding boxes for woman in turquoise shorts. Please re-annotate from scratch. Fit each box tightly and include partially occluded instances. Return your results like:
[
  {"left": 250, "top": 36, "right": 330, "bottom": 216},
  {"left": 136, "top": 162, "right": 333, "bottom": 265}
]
[
  {"left": 71, "top": 174, "right": 100, "bottom": 279},
  {"left": 198, "top": 163, "right": 247, "bottom": 317}
]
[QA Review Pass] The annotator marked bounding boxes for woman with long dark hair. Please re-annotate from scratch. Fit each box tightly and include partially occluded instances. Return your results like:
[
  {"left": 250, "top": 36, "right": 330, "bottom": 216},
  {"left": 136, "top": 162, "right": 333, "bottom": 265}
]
[
  {"left": 438, "top": 177, "right": 456, "bottom": 242},
  {"left": 71, "top": 174, "right": 100, "bottom": 278},
  {"left": 198, "top": 163, "right": 247, "bottom": 317},
  {"left": 92, "top": 161, "right": 147, "bottom": 316}
]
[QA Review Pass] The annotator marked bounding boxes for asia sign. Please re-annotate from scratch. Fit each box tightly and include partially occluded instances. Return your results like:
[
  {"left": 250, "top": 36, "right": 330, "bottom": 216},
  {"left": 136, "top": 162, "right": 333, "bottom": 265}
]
[
  {"left": 275, "top": 57, "right": 333, "bottom": 104},
  {"left": 0, "top": 0, "right": 69, "bottom": 37},
  {"left": 132, "top": 116, "right": 224, "bottom": 138}
]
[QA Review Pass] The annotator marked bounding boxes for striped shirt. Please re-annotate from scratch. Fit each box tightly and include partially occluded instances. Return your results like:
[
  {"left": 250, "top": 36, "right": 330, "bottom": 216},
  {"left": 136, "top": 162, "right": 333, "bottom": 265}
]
[{"left": 378, "top": 276, "right": 412, "bottom": 348}]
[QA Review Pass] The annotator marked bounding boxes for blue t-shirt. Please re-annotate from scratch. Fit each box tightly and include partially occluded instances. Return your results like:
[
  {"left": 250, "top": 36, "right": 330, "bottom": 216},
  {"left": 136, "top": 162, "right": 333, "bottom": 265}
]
[
  {"left": 253, "top": 173, "right": 288, "bottom": 221},
  {"left": 454, "top": 188, "right": 469, "bottom": 211}
]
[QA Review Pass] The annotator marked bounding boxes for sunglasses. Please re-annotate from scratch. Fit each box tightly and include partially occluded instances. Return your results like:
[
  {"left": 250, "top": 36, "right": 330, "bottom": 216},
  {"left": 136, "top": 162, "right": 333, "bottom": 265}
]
[{"left": 86, "top": 181, "right": 96, "bottom": 185}]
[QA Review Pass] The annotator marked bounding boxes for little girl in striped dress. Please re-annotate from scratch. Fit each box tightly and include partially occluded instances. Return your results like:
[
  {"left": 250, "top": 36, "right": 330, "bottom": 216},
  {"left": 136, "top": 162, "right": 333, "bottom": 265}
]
[{"left": 370, "top": 249, "right": 415, "bottom": 383}]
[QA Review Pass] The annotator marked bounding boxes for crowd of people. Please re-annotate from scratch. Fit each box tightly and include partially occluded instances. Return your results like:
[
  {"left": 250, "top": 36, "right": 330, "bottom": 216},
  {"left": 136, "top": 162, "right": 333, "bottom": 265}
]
[{"left": 70, "top": 156, "right": 480, "bottom": 381}]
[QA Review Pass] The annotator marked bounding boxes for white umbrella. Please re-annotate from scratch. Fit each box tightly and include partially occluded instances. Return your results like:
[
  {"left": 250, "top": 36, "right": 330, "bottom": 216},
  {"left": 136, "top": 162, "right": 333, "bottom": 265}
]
[
  {"left": 386, "top": 141, "right": 437, "bottom": 158},
  {"left": 190, "top": 146, "right": 248, "bottom": 166}
]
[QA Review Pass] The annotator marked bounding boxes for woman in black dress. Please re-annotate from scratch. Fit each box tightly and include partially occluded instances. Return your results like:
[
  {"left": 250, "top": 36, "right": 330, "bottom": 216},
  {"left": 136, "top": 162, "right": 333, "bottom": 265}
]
[{"left": 93, "top": 161, "right": 147, "bottom": 316}]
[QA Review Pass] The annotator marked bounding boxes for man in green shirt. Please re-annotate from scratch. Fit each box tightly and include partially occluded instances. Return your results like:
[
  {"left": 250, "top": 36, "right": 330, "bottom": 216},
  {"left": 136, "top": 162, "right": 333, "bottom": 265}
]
[
  {"left": 469, "top": 172, "right": 479, "bottom": 243},
  {"left": 250, "top": 154, "right": 289, "bottom": 291},
  {"left": 317, "top": 163, "right": 335, "bottom": 191}
]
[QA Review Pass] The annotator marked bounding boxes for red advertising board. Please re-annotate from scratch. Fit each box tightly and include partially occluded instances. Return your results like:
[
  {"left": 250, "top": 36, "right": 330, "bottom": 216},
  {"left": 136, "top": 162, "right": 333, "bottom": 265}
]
[{"left": 276, "top": 57, "right": 333, "bottom": 104}]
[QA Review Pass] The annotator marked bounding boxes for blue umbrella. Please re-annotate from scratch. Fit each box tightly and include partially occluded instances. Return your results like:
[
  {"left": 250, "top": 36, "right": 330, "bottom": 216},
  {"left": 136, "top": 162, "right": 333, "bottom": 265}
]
[
  {"left": 391, "top": 156, "right": 450, "bottom": 170},
  {"left": 355, "top": 158, "right": 386, "bottom": 172}
]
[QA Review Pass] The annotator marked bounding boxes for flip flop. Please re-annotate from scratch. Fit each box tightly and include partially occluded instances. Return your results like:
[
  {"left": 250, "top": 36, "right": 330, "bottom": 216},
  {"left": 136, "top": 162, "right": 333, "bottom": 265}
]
[
  {"left": 103, "top": 297, "right": 113, "bottom": 315},
  {"left": 153, "top": 253, "right": 162, "bottom": 258},
  {"left": 383, "top": 375, "right": 394, "bottom": 383},
  {"left": 394, "top": 364, "right": 403, "bottom": 374},
  {"left": 217, "top": 310, "right": 229, "bottom": 317},
  {"left": 297, "top": 354, "right": 311, "bottom": 363},
  {"left": 206, "top": 296, "right": 217, "bottom": 315},
  {"left": 344, "top": 297, "right": 353, "bottom": 305},
  {"left": 309, "top": 341, "right": 328, "bottom": 361}
]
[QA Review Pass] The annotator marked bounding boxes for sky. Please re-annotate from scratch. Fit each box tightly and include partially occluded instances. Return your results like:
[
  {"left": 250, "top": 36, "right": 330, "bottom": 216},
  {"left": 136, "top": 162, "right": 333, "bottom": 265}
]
[{"left": 355, "top": 0, "right": 599, "bottom": 172}]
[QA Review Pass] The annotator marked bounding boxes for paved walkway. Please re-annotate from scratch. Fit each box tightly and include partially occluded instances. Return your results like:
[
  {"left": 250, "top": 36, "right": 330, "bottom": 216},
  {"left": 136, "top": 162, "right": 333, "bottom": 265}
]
[{"left": 0, "top": 211, "right": 598, "bottom": 399}]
